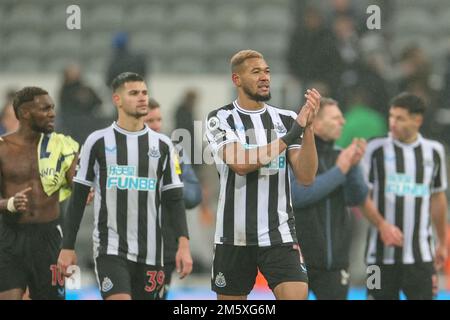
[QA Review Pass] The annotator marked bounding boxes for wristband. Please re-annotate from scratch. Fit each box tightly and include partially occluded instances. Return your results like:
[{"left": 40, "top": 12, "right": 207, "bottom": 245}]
[
  {"left": 281, "top": 121, "right": 304, "bottom": 146},
  {"left": 7, "top": 197, "right": 17, "bottom": 213}
]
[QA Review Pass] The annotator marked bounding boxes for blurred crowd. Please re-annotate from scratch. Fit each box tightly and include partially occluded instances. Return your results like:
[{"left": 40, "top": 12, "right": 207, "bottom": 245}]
[{"left": 287, "top": 0, "right": 450, "bottom": 147}]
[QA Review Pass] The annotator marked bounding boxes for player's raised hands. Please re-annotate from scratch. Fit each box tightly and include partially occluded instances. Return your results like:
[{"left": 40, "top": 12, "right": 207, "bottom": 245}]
[{"left": 296, "top": 88, "right": 321, "bottom": 128}]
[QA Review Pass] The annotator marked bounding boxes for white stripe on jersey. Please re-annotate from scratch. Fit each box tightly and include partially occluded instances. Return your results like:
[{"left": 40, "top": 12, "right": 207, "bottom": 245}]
[
  {"left": 252, "top": 113, "right": 271, "bottom": 246},
  {"left": 382, "top": 140, "right": 396, "bottom": 264},
  {"left": 403, "top": 146, "right": 416, "bottom": 264},
  {"left": 93, "top": 161, "right": 101, "bottom": 258},
  {"left": 126, "top": 134, "right": 139, "bottom": 261},
  {"left": 234, "top": 174, "right": 247, "bottom": 246},
  {"left": 104, "top": 128, "right": 119, "bottom": 257},
  {"left": 420, "top": 141, "right": 435, "bottom": 262},
  {"left": 146, "top": 135, "right": 159, "bottom": 265}
]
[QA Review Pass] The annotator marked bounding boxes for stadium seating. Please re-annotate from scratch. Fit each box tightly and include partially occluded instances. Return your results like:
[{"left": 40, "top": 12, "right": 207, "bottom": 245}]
[{"left": 0, "top": 0, "right": 448, "bottom": 75}]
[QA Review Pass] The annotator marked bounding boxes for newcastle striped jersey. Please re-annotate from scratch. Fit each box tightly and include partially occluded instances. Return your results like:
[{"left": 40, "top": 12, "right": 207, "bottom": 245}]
[
  {"left": 362, "top": 134, "right": 447, "bottom": 265},
  {"left": 74, "top": 122, "right": 183, "bottom": 266},
  {"left": 205, "top": 100, "right": 300, "bottom": 247}
]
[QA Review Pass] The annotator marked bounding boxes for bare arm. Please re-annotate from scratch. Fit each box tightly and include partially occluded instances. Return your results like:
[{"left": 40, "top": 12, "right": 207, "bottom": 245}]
[
  {"left": 220, "top": 138, "right": 287, "bottom": 176},
  {"left": 287, "top": 89, "right": 321, "bottom": 185},
  {"left": 360, "top": 195, "right": 403, "bottom": 247},
  {"left": 360, "top": 195, "right": 385, "bottom": 228},
  {"left": 0, "top": 168, "right": 6, "bottom": 211},
  {"left": 431, "top": 191, "right": 448, "bottom": 270},
  {"left": 288, "top": 126, "right": 317, "bottom": 185}
]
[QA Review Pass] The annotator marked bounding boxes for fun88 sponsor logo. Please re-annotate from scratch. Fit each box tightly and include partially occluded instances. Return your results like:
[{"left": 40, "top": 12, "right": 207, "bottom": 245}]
[
  {"left": 264, "top": 155, "right": 286, "bottom": 170},
  {"left": 107, "top": 165, "right": 157, "bottom": 191},
  {"left": 385, "top": 174, "right": 429, "bottom": 197}
]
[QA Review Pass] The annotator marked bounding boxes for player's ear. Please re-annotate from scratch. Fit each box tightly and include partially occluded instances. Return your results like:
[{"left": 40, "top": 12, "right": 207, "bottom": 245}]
[
  {"left": 414, "top": 114, "right": 423, "bottom": 128},
  {"left": 112, "top": 92, "right": 121, "bottom": 108},
  {"left": 232, "top": 73, "right": 240, "bottom": 86},
  {"left": 18, "top": 104, "right": 31, "bottom": 120}
]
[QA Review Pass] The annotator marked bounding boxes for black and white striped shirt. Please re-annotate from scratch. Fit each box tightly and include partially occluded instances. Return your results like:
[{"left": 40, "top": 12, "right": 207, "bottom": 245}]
[
  {"left": 205, "top": 100, "right": 300, "bottom": 247},
  {"left": 362, "top": 134, "right": 447, "bottom": 265},
  {"left": 74, "top": 122, "right": 183, "bottom": 265}
]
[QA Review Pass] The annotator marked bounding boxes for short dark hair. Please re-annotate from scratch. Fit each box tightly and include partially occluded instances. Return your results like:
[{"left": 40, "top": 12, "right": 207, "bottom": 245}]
[
  {"left": 390, "top": 92, "right": 425, "bottom": 115},
  {"left": 111, "top": 72, "right": 144, "bottom": 92},
  {"left": 148, "top": 98, "right": 160, "bottom": 110},
  {"left": 12, "top": 86, "right": 48, "bottom": 119}
]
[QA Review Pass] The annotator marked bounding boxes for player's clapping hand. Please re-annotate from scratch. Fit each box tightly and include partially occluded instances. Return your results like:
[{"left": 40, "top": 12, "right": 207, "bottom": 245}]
[
  {"left": 350, "top": 138, "right": 367, "bottom": 165},
  {"left": 336, "top": 144, "right": 356, "bottom": 174},
  {"left": 297, "top": 88, "right": 321, "bottom": 128}
]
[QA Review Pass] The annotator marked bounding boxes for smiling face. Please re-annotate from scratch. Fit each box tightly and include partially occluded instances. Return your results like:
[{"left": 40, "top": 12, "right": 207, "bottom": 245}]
[
  {"left": 113, "top": 81, "right": 149, "bottom": 118},
  {"left": 389, "top": 106, "right": 422, "bottom": 143},
  {"left": 233, "top": 57, "right": 271, "bottom": 102}
]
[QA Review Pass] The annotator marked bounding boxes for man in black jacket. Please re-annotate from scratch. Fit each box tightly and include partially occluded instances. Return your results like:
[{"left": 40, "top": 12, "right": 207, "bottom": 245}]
[{"left": 290, "top": 97, "right": 401, "bottom": 299}]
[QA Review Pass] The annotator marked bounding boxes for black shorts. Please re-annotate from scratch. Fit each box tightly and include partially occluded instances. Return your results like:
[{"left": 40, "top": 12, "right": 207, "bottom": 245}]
[
  {"left": 95, "top": 254, "right": 165, "bottom": 300},
  {"left": 308, "top": 268, "right": 350, "bottom": 300},
  {"left": 161, "top": 261, "right": 176, "bottom": 300},
  {"left": 367, "top": 262, "right": 434, "bottom": 300},
  {"left": 212, "top": 243, "right": 308, "bottom": 296},
  {"left": 0, "top": 220, "right": 65, "bottom": 300}
]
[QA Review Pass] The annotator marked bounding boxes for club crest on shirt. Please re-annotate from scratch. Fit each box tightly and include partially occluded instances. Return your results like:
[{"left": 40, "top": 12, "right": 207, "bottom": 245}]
[
  {"left": 148, "top": 146, "right": 161, "bottom": 158},
  {"left": 274, "top": 122, "right": 287, "bottom": 134}
]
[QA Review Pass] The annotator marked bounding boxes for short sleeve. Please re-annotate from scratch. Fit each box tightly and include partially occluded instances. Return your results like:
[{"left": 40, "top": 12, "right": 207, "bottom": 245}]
[
  {"left": 73, "top": 134, "right": 99, "bottom": 187},
  {"left": 161, "top": 140, "right": 184, "bottom": 192},
  {"left": 361, "top": 141, "right": 378, "bottom": 190},
  {"left": 284, "top": 111, "right": 301, "bottom": 150},
  {"left": 431, "top": 143, "right": 448, "bottom": 193},
  {"left": 205, "top": 110, "right": 240, "bottom": 156}
]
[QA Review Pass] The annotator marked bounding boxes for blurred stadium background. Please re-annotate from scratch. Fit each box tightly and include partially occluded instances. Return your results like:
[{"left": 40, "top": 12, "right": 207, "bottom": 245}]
[{"left": 1, "top": 0, "right": 450, "bottom": 299}]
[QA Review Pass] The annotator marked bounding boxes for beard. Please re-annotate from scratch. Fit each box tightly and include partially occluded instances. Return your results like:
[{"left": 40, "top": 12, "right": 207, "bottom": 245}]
[
  {"left": 31, "top": 120, "right": 54, "bottom": 134},
  {"left": 243, "top": 85, "right": 271, "bottom": 102},
  {"left": 123, "top": 107, "right": 148, "bottom": 119}
]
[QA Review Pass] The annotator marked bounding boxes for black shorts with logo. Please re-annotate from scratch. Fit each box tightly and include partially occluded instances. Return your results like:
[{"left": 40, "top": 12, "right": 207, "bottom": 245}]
[
  {"left": 212, "top": 243, "right": 308, "bottom": 296},
  {"left": 366, "top": 262, "right": 434, "bottom": 300},
  {"left": 95, "top": 254, "right": 165, "bottom": 300},
  {"left": 308, "top": 268, "right": 350, "bottom": 300},
  {"left": 0, "top": 219, "right": 65, "bottom": 300}
]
